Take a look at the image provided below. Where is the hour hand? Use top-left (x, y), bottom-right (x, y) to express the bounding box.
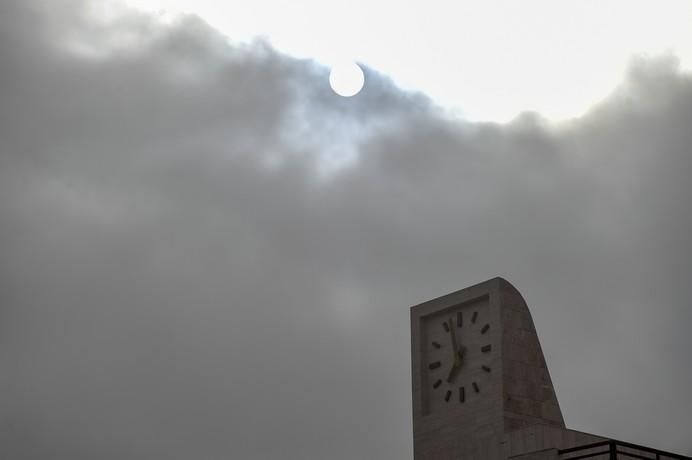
top-left (457, 345), bottom-right (467, 365)
top-left (447, 346), bottom-right (466, 382)
top-left (446, 362), bottom-right (459, 382)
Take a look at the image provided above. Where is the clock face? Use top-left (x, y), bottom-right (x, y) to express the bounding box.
top-left (422, 300), bottom-right (494, 414)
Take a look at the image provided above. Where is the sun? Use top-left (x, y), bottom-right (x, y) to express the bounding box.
top-left (329, 61), bottom-right (365, 97)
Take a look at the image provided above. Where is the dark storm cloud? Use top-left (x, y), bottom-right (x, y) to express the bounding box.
top-left (1, 1), bottom-right (691, 459)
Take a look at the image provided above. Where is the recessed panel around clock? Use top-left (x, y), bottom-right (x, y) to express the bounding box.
top-left (419, 295), bottom-right (495, 415)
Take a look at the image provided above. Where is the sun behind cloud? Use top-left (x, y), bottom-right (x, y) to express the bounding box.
top-left (329, 61), bottom-right (365, 97)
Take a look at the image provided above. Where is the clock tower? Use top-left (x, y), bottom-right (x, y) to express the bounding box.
top-left (411, 277), bottom-right (566, 459)
top-left (411, 277), bottom-right (691, 460)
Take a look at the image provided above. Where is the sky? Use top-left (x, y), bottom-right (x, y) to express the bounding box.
top-left (117, 0), bottom-right (692, 121)
top-left (1, 0), bottom-right (691, 459)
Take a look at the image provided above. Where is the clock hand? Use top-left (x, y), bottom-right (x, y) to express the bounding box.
top-left (446, 360), bottom-right (461, 382)
top-left (446, 345), bottom-right (467, 382)
top-left (457, 345), bottom-right (467, 367)
top-left (448, 319), bottom-right (459, 366)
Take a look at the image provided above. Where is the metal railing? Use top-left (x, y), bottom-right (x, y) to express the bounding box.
top-left (559, 440), bottom-right (691, 460)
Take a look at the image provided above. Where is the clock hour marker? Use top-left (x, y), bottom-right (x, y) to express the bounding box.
top-left (429, 361), bottom-right (441, 370)
top-left (459, 386), bottom-right (465, 403)
top-left (481, 324), bottom-right (490, 334)
top-left (433, 379), bottom-right (442, 389)
top-left (471, 311), bottom-right (478, 323)
top-left (457, 312), bottom-right (462, 328)
top-left (481, 344), bottom-right (492, 353)
top-left (445, 390), bottom-right (452, 402)
top-left (482, 365), bottom-right (491, 373)
top-left (432, 341), bottom-right (441, 349)
top-left (443, 321), bottom-right (450, 332)
top-left (473, 382), bottom-right (480, 393)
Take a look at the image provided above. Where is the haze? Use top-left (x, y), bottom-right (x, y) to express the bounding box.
top-left (1, 1), bottom-right (691, 459)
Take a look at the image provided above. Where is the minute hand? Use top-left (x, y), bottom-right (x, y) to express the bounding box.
top-left (448, 319), bottom-right (459, 366)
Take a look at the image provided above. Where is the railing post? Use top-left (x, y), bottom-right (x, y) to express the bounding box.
top-left (609, 440), bottom-right (617, 460)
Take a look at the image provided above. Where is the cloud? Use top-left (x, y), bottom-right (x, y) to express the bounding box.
top-left (1, 1), bottom-right (691, 458)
